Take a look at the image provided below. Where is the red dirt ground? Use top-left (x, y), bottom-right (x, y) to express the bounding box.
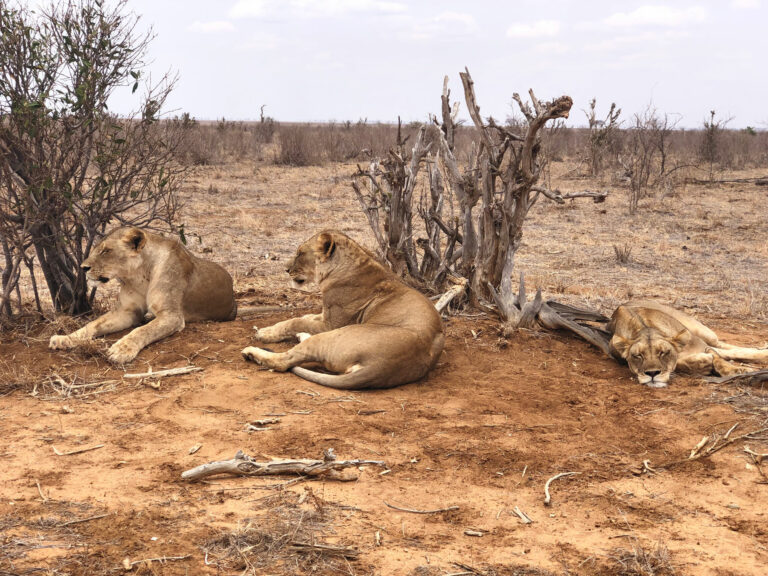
top-left (1, 161), bottom-right (767, 575)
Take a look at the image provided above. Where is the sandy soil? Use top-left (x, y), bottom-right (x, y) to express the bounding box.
top-left (1, 160), bottom-right (767, 575)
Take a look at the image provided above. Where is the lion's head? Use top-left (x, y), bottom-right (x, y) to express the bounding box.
top-left (81, 227), bottom-right (147, 284)
top-left (611, 329), bottom-right (691, 387)
top-left (285, 231), bottom-right (339, 290)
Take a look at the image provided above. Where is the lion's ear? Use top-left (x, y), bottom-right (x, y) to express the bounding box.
top-left (610, 335), bottom-right (632, 358)
top-left (670, 328), bottom-right (691, 352)
top-left (316, 232), bottom-right (336, 262)
top-left (123, 228), bottom-right (147, 252)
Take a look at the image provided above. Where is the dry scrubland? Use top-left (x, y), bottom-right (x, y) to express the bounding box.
top-left (2, 124), bottom-right (768, 576)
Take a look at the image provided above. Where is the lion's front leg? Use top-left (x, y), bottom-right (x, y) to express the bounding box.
top-left (107, 312), bottom-right (185, 364)
top-left (676, 352), bottom-right (751, 377)
top-left (254, 313), bottom-right (328, 343)
top-left (242, 343), bottom-right (316, 372)
top-left (49, 308), bottom-right (142, 351)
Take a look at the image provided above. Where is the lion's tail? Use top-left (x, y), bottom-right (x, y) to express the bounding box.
top-left (290, 366), bottom-right (385, 390)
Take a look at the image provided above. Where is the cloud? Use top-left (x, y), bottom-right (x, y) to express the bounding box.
top-left (731, 0), bottom-right (760, 7)
top-left (604, 5), bottom-right (708, 27)
top-left (229, 0), bottom-right (407, 19)
top-left (584, 30), bottom-right (688, 53)
top-left (434, 11), bottom-right (477, 31)
top-left (534, 41), bottom-right (569, 55)
top-left (506, 20), bottom-right (561, 38)
top-left (406, 11), bottom-right (477, 40)
top-left (188, 20), bottom-right (235, 33)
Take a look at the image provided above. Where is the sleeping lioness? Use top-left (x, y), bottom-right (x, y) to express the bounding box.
top-left (609, 300), bottom-right (768, 387)
top-left (49, 227), bottom-right (236, 364)
top-left (241, 230), bottom-right (445, 389)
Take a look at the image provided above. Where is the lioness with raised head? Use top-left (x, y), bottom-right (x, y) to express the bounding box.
top-left (49, 227), bottom-right (236, 364)
top-left (241, 230), bottom-right (444, 389)
top-left (609, 300), bottom-right (768, 388)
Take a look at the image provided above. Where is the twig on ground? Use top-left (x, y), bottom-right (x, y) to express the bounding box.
top-left (53, 444), bottom-right (104, 456)
top-left (383, 501), bottom-right (459, 514)
top-left (452, 561), bottom-right (487, 575)
top-left (543, 471), bottom-right (579, 506)
top-left (289, 541), bottom-right (359, 559)
top-left (744, 446), bottom-right (767, 464)
top-left (57, 513), bottom-right (109, 527)
top-left (689, 436), bottom-right (710, 459)
top-left (126, 555), bottom-right (190, 568)
top-left (35, 480), bottom-right (48, 502)
top-left (123, 365), bottom-right (202, 379)
top-left (512, 506), bottom-right (533, 524)
top-left (248, 418), bottom-right (281, 427)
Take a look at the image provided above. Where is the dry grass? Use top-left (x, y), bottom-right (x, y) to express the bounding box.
top-left (608, 540), bottom-right (676, 576)
top-left (203, 490), bottom-right (362, 575)
top-left (613, 243), bottom-right (633, 264)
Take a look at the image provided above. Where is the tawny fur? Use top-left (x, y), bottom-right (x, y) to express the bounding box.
top-left (608, 300), bottom-right (768, 388)
top-left (242, 230), bottom-right (444, 389)
top-left (49, 227), bottom-right (236, 364)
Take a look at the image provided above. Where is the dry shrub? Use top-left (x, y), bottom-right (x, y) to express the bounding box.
top-left (203, 490), bottom-right (361, 575)
top-left (275, 124), bottom-right (325, 166)
top-left (609, 540), bottom-right (676, 576)
top-left (613, 243), bottom-right (633, 264)
top-left (178, 117), bottom-right (275, 165)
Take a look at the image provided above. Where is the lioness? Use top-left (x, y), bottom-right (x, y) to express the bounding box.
top-left (241, 230), bottom-right (444, 389)
top-left (609, 300), bottom-right (768, 388)
top-left (49, 227), bottom-right (236, 364)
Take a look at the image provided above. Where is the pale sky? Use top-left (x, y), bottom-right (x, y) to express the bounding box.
top-left (111, 0), bottom-right (767, 128)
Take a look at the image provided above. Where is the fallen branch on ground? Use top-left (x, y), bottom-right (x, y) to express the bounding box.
top-left (543, 471), bottom-right (579, 506)
top-left (640, 425), bottom-right (768, 472)
top-left (384, 501), bottom-right (459, 514)
top-left (53, 444), bottom-right (104, 456)
top-left (289, 541), bottom-right (359, 559)
top-left (434, 277), bottom-right (468, 313)
top-left (124, 555), bottom-right (190, 569)
top-left (182, 448), bottom-right (386, 482)
top-left (236, 305), bottom-right (288, 317)
top-left (123, 366), bottom-right (202, 379)
top-left (512, 506), bottom-right (532, 524)
top-left (533, 186), bottom-right (608, 204)
top-left (744, 446), bottom-right (767, 464)
top-left (57, 513), bottom-right (109, 527)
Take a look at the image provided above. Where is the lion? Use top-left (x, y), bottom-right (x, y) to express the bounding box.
top-left (241, 230), bottom-right (445, 390)
top-left (49, 227), bottom-right (236, 364)
top-left (608, 300), bottom-right (768, 387)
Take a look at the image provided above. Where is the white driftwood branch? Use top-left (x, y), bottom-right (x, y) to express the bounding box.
top-left (182, 449), bottom-right (387, 482)
top-left (434, 277), bottom-right (468, 313)
top-left (123, 366), bottom-right (202, 379)
top-left (543, 471), bottom-right (579, 506)
top-left (513, 505), bottom-right (533, 524)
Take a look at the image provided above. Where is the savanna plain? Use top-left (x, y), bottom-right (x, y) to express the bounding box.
top-left (2, 125), bottom-right (768, 576)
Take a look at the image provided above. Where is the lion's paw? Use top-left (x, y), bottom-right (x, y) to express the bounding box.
top-left (242, 346), bottom-right (266, 364)
top-left (253, 325), bottom-right (283, 343)
top-left (107, 340), bottom-right (140, 365)
top-left (49, 334), bottom-right (77, 350)
top-left (296, 332), bottom-right (311, 343)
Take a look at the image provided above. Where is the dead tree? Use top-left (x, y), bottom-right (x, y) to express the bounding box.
top-left (584, 98), bottom-right (621, 176)
top-left (351, 118), bottom-right (431, 278)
